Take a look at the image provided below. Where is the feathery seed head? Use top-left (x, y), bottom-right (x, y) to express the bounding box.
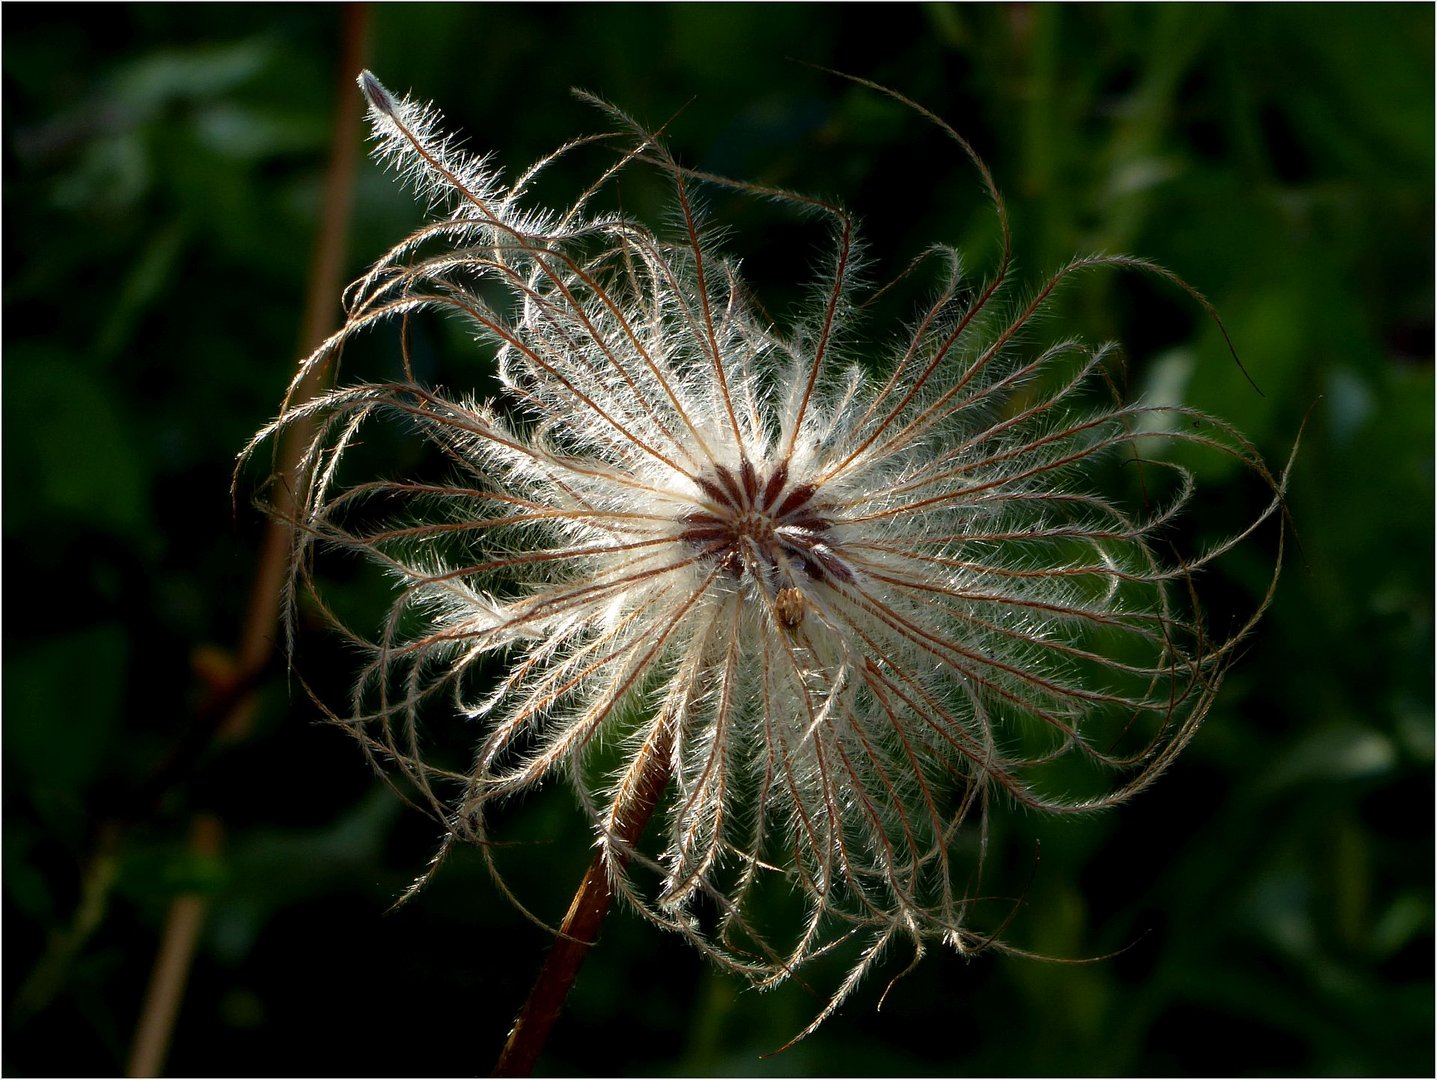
top-left (247, 71), bottom-right (1286, 1040)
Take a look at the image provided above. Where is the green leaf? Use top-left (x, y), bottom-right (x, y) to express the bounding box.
top-left (5, 623), bottom-right (127, 792)
top-left (4, 345), bottom-right (150, 538)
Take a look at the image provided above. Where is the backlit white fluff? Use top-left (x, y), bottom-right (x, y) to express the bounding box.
top-left (247, 72), bottom-right (1285, 1041)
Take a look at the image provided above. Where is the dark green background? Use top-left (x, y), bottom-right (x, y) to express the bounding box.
top-left (5, 5), bottom-right (1432, 1076)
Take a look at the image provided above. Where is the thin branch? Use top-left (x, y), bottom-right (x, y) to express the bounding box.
top-left (126, 816), bottom-right (224, 1079)
top-left (493, 720), bottom-right (675, 1077)
top-left (122, 8), bottom-right (370, 1076)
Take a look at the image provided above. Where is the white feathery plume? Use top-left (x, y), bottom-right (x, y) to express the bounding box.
top-left (244, 71), bottom-right (1288, 1042)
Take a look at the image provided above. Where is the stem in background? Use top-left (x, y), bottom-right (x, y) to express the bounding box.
top-left (492, 723), bottom-right (675, 1077)
top-left (123, 8), bottom-right (370, 1077)
top-left (125, 816), bottom-right (223, 1079)
top-left (239, 0), bottom-right (371, 686)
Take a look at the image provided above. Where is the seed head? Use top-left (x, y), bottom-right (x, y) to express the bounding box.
top-left (246, 72), bottom-right (1286, 1040)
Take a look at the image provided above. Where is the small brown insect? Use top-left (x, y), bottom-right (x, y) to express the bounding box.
top-left (774, 586), bottom-right (806, 631)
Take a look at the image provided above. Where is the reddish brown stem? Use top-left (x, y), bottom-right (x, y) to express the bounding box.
top-left (493, 725), bottom-right (674, 1077)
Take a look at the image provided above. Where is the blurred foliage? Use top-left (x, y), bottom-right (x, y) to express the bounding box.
top-left (3, 4), bottom-right (1432, 1076)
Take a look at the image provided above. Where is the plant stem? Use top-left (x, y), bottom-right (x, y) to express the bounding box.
top-left (126, 816), bottom-right (223, 1079)
top-left (492, 723), bottom-right (674, 1077)
top-left (122, 9), bottom-right (370, 1075)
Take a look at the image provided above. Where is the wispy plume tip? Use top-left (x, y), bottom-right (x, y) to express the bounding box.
top-left (357, 69), bottom-right (397, 116)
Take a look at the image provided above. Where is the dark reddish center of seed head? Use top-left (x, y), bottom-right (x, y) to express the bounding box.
top-left (679, 459), bottom-right (853, 585)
